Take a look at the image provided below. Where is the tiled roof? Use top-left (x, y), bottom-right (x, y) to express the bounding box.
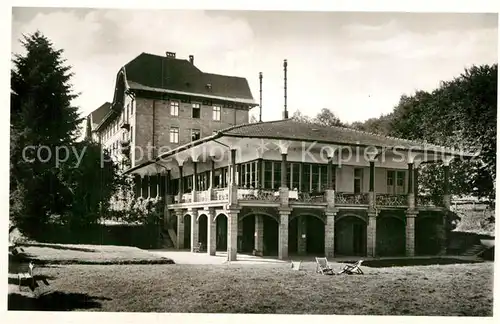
top-left (88, 102), bottom-right (112, 129)
top-left (123, 53), bottom-right (256, 104)
top-left (220, 119), bottom-right (463, 153)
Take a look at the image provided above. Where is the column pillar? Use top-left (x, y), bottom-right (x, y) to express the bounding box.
top-left (178, 165), bottom-right (184, 203)
top-left (324, 211), bottom-right (336, 258)
top-left (192, 161), bottom-right (198, 202)
top-left (369, 160), bottom-right (376, 208)
top-left (443, 162), bottom-right (451, 209)
top-left (175, 210), bottom-right (184, 249)
top-left (366, 212), bottom-right (377, 257)
top-left (297, 216), bottom-right (307, 255)
top-left (279, 153), bottom-right (289, 206)
top-left (278, 209), bottom-right (290, 260)
top-left (405, 211), bottom-right (417, 256)
top-left (414, 164), bottom-right (419, 207)
top-left (190, 209), bottom-right (199, 252)
top-left (227, 209), bottom-right (240, 261)
top-left (327, 157), bottom-right (333, 190)
top-left (407, 163), bottom-right (415, 209)
top-left (254, 215), bottom-right (264, 254)
top-left (210, 159), bottom-right (215, 188)
top-left (228, 149), bottom-right (238, 207)
top-left (207, 208), bottom-right (216, 256)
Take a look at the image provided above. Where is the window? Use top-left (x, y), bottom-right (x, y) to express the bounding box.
top-left (311, 165), bottom-right (320, 192)
top-left (301, 164), bottom-right (311, 192)
top-left (170, 101), bottom-right (179, 116)
top-left (387, 170), bottom-right (406, 194)
top-left (264, 161), bottom-right (273, 189)
top-left (191, 129), bottom-right (201, 141)
top-left (192, 103), bottom-right (201, 118)
top-left (320, 165), bottom-right (328, 191)
top-left (291, 163), bottom-right (300, 190)
top-left (273, 162), bottom-right (281, 189)
top-left (354, 168), bottom-right (363, 193)
top-left (212, 105), bottom-right (221, 121)
top-left (169, 127), bottom-right (179, 143)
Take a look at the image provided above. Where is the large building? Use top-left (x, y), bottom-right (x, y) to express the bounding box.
top-left (89, 54), bottom-right (473, 262)
top-left (128, 117), bottom-right (473, 261)
top-left (86, 51), bottom-right (257, 169)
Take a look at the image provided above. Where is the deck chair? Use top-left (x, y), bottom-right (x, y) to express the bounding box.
top-left (338, 260), bottom-right (364, 275)
top-left (291, 260), bottom-right (302, 271)
top-left (315, 257), bottom-right (335, 275)
top-left (18, 262), bottom-right (35, 290)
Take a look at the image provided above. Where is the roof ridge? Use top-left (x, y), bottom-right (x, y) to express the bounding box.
top-left (219, 119), bottom-right (290, 134)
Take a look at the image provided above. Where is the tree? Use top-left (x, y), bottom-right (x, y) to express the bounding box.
top-left (389, 64), bottom-right (497, 200)
top-left (10, 31), bottom-right (82, 236)
top-left (315, 108), bottom-right (345, 127)
top-left (292, 108), bottom-right (345, 127)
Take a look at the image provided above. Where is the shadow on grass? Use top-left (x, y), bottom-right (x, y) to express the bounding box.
top-left (8, 292), bottom-right (112, 311)
top-left (8, 274), bottom-right (56, 288)
top-left (359, 257), bottom-right (484, 268)
top-left (17, 243), bottom-right (97, 252)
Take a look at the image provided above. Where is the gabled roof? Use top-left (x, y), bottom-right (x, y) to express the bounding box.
top-left (220, 119), bottom-right (458, 152)
top-left (126, 118), bottom-right (474, 174)
top-left (88, 102), bottom-right (112, 130)
top-left (124, 53), bottom-right (256, 105)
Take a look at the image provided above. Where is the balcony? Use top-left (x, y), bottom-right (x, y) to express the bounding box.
top-left (164, 187), bottom-right (444, 210)
top-left (120, 139), bottom-right (131, 155)
top-left (120, 120), bottom-right (130, 131)
top-left (376, 194), bottom-right (408, 207)
top-left (237, 189), bottom-right (280, 202)
top-left (417, 195), bottom-right (444, 207)
top-left (335, 192), bottom-right (369, 206)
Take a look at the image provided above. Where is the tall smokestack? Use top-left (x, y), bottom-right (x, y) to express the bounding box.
top-left (283, 59), bottom-right (288, 119)
top-left (259, 72), bottom-right (263, 122)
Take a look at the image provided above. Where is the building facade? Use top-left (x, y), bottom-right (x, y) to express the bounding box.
top-left (86, 51), bottom-right (257, 170)
top-left (128, 119), bottom-right (473, 261)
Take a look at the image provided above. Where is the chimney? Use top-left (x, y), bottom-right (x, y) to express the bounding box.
top-left (283, 59), bottom-right (288, 119)
top-left (166, 51), bottom-right (176, 58)
top-left (189, 55), bottom-right (194, 64)
top-left (259, 72), bottom-right (263, 122)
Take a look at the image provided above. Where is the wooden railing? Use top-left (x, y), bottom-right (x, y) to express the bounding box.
top-left (417, 195), bottom-right (443, 207)
top-left (212, 188), bottom-right (229, 201)
top-left (335, 192), bottom-right (369, 205)
top-left (296, 192), bottom-right (326, 203)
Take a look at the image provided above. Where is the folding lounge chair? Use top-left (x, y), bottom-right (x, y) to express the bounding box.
top-left (338, 260), bottom-right (364, 275)
top-left (18, 262), bottom-right (35, 291)
top-left (315, 257), bottom-right (335, 275)
top-left (193, 242), bottom-right (203, 253)
top-left (291, 260), bottom-right (302, 271)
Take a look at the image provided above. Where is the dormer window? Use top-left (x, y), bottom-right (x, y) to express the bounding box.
top-left (206, 83), bottom-right (212, 90)
top-left (191, 129), bottom-right (201, 141)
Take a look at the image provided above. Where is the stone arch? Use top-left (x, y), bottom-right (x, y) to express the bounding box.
top-left (289, 212), bottom-right (326, 224)
top-left (239, 211), bottom-right (279, 223)
top-left (183, 214), bottom-right (192, 249)
top-left (335, 213), bottom-right (367, 224)
top-left (197, 213), bottom-right (208, 222)
top-left (215, 213), bottom-right (228, 251)
top-left (415, 213), bottom-right (443, 256)
top-left (335, 213), bottom-right (367, 256)
top-left (197, 213), bottom-right (208, 249)
top-left (376, 213), bottom-right (406, 257)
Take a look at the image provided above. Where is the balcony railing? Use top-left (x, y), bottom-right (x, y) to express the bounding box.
top-left (297, 192), bottom-right (326, 203)
top-left (165, 188), bottom-right (444, 209)
top-left (376, 194), bottom-right (408, 207)
top-left (417, 195), bottom-right (444, 207)
top-left (238, 189), bottom-right (280, 202)
top-left (335, 192), bottom-right (369, 205)
top-left (212, 188), bottom-right (229, 201)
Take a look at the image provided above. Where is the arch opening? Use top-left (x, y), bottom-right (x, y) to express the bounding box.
top-left (376, 216), bottom-right (405, 257)
top-left (335, 216), bottom-right (366, 257)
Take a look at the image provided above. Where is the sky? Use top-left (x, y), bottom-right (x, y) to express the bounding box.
top-left (11, 8), bottom-right (498, 124)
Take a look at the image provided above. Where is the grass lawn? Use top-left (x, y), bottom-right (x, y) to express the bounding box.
top-left (10, 243), bottom-right (174, 265)
top-left (8, 260), bottom-right (493, 315)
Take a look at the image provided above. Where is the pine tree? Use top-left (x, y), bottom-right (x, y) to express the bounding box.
top-left (10, 31), bottom-right (81, 236)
